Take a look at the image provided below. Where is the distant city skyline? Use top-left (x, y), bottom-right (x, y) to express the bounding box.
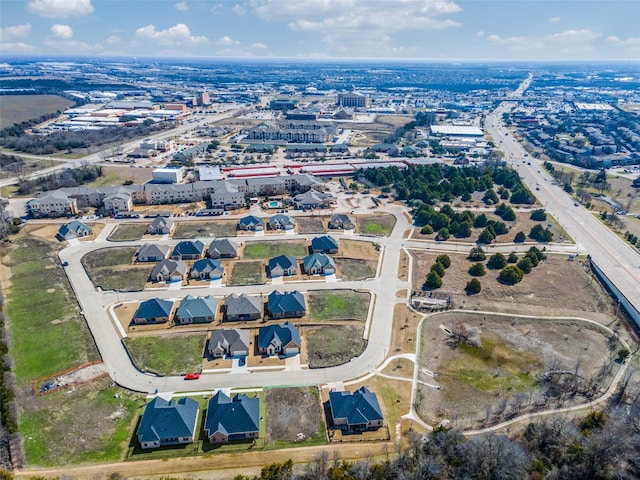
top-left (1, 0), bottom-right (639, 61)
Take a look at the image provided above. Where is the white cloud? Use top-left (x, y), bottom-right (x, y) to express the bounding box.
top-left (486, 29), bottom-right (601, 57)
top-left (0, 42), bottom-right (37, 53)
top-left (216, 35), bottom-right (239, 45)
top-left (175, 2), bottom-right (188, 11)
top-left (50, 24), bottom-right (73, 40)
top-left (232, 4), bottom-right (247, 15)
top-left (549, 16), bottom-right (561, 23)
top-left (248, 0), bottom-right (461, 55)
top-left (210, 3), bottom-right (224, 14)
top-left (607, 36), bottom-right (640, 53)
top-left (251, 42), bottom-right (267, 49)
top-left (135, 23), bottom-right (209, 46)
top-left (105, 35), bottom-right (121, 44)
top-left (28, 0), bottom-right (94, 18)
top-left (0, 24), bottom-right (32, 42)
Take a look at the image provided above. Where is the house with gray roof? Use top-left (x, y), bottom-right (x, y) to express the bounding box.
top-left (238, 215), bottom-right (264, 231)
top-left (293, 190), bottom-right (334, 210)
top-left (329, 213), bottom-right (355, 230)
top-left (302, 253), bottom-right (336, 275)
top-left (204, 391), bottom-right (260, 444)
top-left (207, 239), bottom-right (238, 259)
top-left (147, 216), bottom-right (174, 235)
top-left (269, 214), bottom-right (296, 231)
top-left (171, 240), bottom-right (205, 260)
top-left (257, 321), bottom-right (301, 356)
top-left (56, 220), bottom-right (92, 241)
top-left (311, 235), bottom-right (339, 254)
top-left (175, 295), bottom-right (218, 325)
top-left (133, 298), bottom-right (174, 325)
top-left (137, 243), bottom-right (170, 262)
top-left (190, 258), bottom-right (224, 280)
top-left (328, 387), bottom-right (384, 432)
top-left (223, 293), bottom-right (262, 322)
top-left (267, 290), bottom-right (306, 319)
top-left (137, 396), bottom-right (200, 449)
top-left (150, 259), bottom-right (187, 283)
top-left (268, 255), bottom-right (298, 278)
top-left (207, 329), bottom-right (250, 358)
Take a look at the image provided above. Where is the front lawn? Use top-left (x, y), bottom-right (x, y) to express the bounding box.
top-left (242, 241), bottom-right (308, 259)
top-left (123, 334), bottom-right (207, 375)
top-left (307, 290), bottom-right (370, 321)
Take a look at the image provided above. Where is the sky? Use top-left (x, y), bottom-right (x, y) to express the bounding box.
top-left (0, 0), bottom-right (639, 60)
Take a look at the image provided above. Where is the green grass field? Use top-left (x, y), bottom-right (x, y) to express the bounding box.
top-left (4, 237), bottom-right (99, 385)
top-left (242, 241), bottom-right (308, 260)
top-left (357, 215), bottom-right (396, 236)
top-left (107, 223), bottom-right (149, 242)
top-left (82, 248), bottom-right (150, 291)
top-left (306, 325), bottom-right (366, 368)
top-left (228, 261), bottom-right (264, 285)
top-left (124, 334), bottom-right (206, 375)
top-left (82, 247), bottom-right (137, 268)
top-left (173, 221), bottom-right (237, 239)
top-left (0, 94), bottom-right (74, 129)
top-left (307, 290), bottom-right (370, 321)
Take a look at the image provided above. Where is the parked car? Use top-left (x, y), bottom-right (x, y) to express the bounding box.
top-left (184, 373), bottom-right (200, 380)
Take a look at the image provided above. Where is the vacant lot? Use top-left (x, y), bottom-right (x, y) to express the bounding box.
top-left (265, 387), bottom-right (326, 448)
top-left (335, 258), bottom-right (377, 281)
top-left (357, 214), bottom-right (396, 236)
top-left (417, 312), bottom-right (618, 430)
top-left (307, 290), bottom-right (370, 321)
top-left (410, 250), bottom-right (616, 317)
top-left (3, 236), bottom-right (99, 385)
top-left (20, 377), bottom-right (142, 466)
top-left (297, 216), bottom-right (327, 234)
top-left (242, 240), bottom-right (308, 259)
top-left (86, 165), bottom-right (153, 188)
top-left (124, 334), bottom-right (206, 375)
top-left (306, 325), bottom-right (366, 368)
top-left (108, 223), bottom-right (149, 242)
top-left (228, 261), bottom-right (264, 285)
top-left (0, 94), bottom-right (74, 129)
top-left (173, 221), bottom-right (237, 239)
top-left (82, 248), bottom-right (150, 291)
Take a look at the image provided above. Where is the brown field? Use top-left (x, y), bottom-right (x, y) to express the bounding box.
top-left (417, 311), bottom-right (620, 430)
top-left (0, 94), bottom-right (74, 129)
top-left (265, 387), bottom-right (325, 446)
top-left (410, 250), bottom-right (617, 318)
top-left (390, 304), bottom-right (423, 355)
top-left (297, 216), bottom-right (328, 234)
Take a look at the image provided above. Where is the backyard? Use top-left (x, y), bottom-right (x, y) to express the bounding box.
top-left (242, 240), bottom-right (309, 259)
top-left (123, 333), bottom-right (207, 376)
top-left (228, 261), bottom-right (264, 285)
top-left (173, 221), bottom-right (238, 239)
top-left (306, 325), bottom-right (366, 368)
top-left (307, 290), bottom-right (370, 321)
top-left (107, 223), bottom-right (149, 242)
top-left (82, 247), bottom-right (151, 291)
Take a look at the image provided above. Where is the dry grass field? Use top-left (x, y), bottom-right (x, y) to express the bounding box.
top-left (0, 94), bottom-right (74, 129)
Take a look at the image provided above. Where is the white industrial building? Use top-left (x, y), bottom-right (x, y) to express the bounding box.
top-left (152, 168), bottom-right (184, 184)
top-left (430, 125), bottom-right (484, 137)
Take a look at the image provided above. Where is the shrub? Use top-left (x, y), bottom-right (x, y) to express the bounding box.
top-left (530, 209), bottom-right (547, 221)
top-left (465, 278), bottom-right (482, 295)
top-left (420, 225), bottom-right (434, 234)
top-left (482, 189), bottom-right (499, 205)
top-left (477, 228), bottom-right (495, 244)
top-left (491, 221), bottom-right (508, 235)
top-left (468, 246), bottom-right (486, 261)
top-left (430, 262), bottom-right (446, 277)
top-left (495, 203), bottom-right (516, 221)
top-left (507, 252), bottom-right (519, 263)
top-left (499, 265), bottom-right (525, 284)
top-left (436, 254), bottom-right (451, 269)
top-left (514, 231), bottom-right (526, 243)
top-left (487, 253), bottom-right (507, 269)
top-left (468, 262), bottom-right (486, 277)
top-left (517, 257), bottom-right (534, 274)
top-left (424, 271), bottom-right (442, 289)
top-left (473, 213), bottom-right (488, 228)
top-left (529, 224), bottom-right (553, 242)
top-left (436, 227), bottom-right (450, 241)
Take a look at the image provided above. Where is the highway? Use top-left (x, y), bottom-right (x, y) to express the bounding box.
top-left (484, 78), bottom-right (640, 322)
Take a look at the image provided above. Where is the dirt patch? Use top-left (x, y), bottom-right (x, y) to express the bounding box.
top-left (338, 239), bottom-right (378, 259)
top-left (306, 324), bottom-right (365, 368)
top-left (398, 249), bottom-right (409, 281)
top-left (390, 304), bottom-right (422, 355)
top-left (297, 216), bottom-right (328, 234)
top-left (409, 250), bottom-right (616, 318)
top-left (417, 312), bottom-right (620, 430)
top-left (265, 387), bottom-right (325, 445)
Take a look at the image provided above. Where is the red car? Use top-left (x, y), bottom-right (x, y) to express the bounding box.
top-left (184, 373), bottom-right (200, 380)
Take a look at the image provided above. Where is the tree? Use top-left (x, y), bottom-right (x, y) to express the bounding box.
top-left (424, 271), bottom-right (442, 289)
top-left (530, 209), bottom-right (547, 221)
top-left (482, 189), bottom-right (499, 205)
top-left (477, 228), bottom-right (495, 244)
top-left (487, 253), bottom-right (507, 269)
top-left (514, 231), bottom-right (526, 243)
top-left (431, 261), bottom-right (446, 277)
top-left (465, 278), bottom-right (482, 294)
top-left (436, 254), bottom-right (451, 269)
top-left (508, 252), bottom-right (519, 263)
top-left (469, 262), bottom-right (486, 276)
top-left (499, 265), bottom-right (524, 284)
top-left (436, 227), bottom-right (450, 241)
top-left (529, 224), bottom-right (553, 242)
top-left (420, 225), bottom-right (434, 234)
top-left (517, 257), bottom-right (534, 274)
top-left (473, 213), bottom-right (488, 228)
top-left (468, 246), bottom-right (486, 261)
